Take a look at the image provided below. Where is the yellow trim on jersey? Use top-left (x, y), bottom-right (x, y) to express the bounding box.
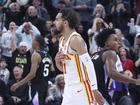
top-left (74, 54), bottom-right (93, 105)
top-left (82, 64), bottom-right (89, 80)
top-left (75, 54), bottom-right (83, 82)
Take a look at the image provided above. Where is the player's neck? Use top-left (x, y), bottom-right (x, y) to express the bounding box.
top-left (62, 28), bottom-right (75, 40)
top-left (34, 47), bottom-right (41, 52)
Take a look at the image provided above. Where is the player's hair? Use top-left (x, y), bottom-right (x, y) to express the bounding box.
top-left (59, 8), bottom-right (80, 29)
top-left (34, 35), bottom-right (45, 49)
top-left (95, 28), bottom-right (115, 48)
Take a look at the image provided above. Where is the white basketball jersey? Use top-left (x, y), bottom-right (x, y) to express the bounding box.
top-left (59, 32), bottom-right (89, 85)
top-left (59, 31), bottom-right (95, 104)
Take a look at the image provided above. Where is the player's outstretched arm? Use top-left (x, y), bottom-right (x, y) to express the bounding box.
top-left (103, 50), bottom-right (140, 85)
top-left (10, 52), bottom-right (40, 91)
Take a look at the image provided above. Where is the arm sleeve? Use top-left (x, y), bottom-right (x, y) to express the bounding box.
top-left (79, 53), bottom-right (98, 90)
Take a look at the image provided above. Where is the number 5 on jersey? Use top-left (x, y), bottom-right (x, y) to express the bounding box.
top-left (43, 64), bottom-right (49, 77)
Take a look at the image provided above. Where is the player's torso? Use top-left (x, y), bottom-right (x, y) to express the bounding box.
top-left (59, 32), bottom-right (88, 85)
top-left (31, 50), bottom-right (51, 84)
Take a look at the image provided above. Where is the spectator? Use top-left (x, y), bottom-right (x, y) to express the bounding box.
top-left (45, 20), bottom-right (53, 36)
top-left (32, 0), bottom-right (50, 20)
top-left (8, 65), bottom-right (29, 105)
top-left (129, 15), bottom-right (140, 36)
top-left (0, 31), bottom-right (3, 59)
top-left (87, 17), bottom-right (108, 54)
top-left (57, 0), bottom-right (67, 11)
top-left (47, 24), bottom-right (61, 75)
top-left (25, 6), bottom-right (47, 37)
top-left (11, 41), bottom-right (31, 79)
top-left (0, 13), bottom-right (7, 33)
top-left (1, 21), bottom-right (17, 71)
top-left (46, 74), bottom-right (64, 105)
top-left (134, 0), bottom-right (140, 15)
top-left (110, 0), bottom-right (131, 37)
top-left (72, 0), bottom-right (97, 35)
top-left (115, 28), bottom-right (130, 47)
top-left (0, 79), bottom-right (13, 105)
top-left (76, 23), bottom-right (89, 50)
top-left (5, 2), bottom-right (25, 28)
top-left (93, 4), bottom-right (106, 19)
top-left (119, 47), bottom-right (136, 79)
top-left (0, 12), bottom-right (7, 59)
top-left (16, 22), bottom-right (40, 48)
top-left (0, 58), bottom-right (10, 84)
top-left (133, 33), bottom-right (140, 79)
top-left (97, 0), bottom-right (111, 14)
top-left (43, 0), bottom-right (58, 20)
top-left (63, 0), bottom-right (72, 8)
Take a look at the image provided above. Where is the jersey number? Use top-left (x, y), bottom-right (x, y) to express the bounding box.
top-left (43, 64), bottom-right (49, 77)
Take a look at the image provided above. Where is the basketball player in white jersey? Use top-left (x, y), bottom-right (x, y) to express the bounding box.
top-left (54, 9), bottom-right (104, 105)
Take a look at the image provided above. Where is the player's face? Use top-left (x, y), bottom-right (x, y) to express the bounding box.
top-left (54, 13), bottom-right (64, 33)
top-left (106, 34), bottom-right (122, 52)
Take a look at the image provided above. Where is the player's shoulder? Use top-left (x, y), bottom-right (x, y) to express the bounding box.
top-left (103, 50), bottom-right (117, 60)
top-left (32, 51), bottom-right (41, 58)
top-left (70, 33), bottom-right (84, 44)
top-left (104, 50), bottom-right (116, 55)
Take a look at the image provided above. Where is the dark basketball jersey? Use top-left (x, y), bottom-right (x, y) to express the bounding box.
top-left (91, 50), bottom-right (112, 104)
top-left (31, 50), bottom-right (51, 85)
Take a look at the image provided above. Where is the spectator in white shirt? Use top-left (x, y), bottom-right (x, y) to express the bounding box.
top-left (1, 21), bottom-right (17, 71)
top-left (0, 58), bottom-right (10, 84)
top-left (16, 22), bottom-right (40, 49)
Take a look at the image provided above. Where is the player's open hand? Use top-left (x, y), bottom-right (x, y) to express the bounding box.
top-left (93, 90), bottom-right (104, 105)
top-left (55, 51), bottom-right (66, 63)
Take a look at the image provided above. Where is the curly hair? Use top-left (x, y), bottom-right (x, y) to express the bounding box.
top-left (95, 28), bottom-right (115, 48)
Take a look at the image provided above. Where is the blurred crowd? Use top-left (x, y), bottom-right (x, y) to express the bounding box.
top-left (0, 0), bottom-right (140, 105)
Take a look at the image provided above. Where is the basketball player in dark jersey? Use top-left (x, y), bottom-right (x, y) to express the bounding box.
top-left (91, 28), bottom-right (140, 105)
top-left (11, 35), bottom-right (51, 105)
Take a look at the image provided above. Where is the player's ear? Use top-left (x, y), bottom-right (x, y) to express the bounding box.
top-left (64, 20), bottom-right (68, 25)
top-left (105, 40), bottom-right (110, 47)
